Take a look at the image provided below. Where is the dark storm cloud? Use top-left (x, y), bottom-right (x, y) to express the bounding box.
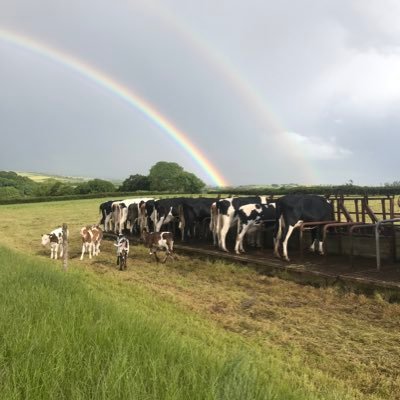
top-left (0, 0), bottom-right (399, 185)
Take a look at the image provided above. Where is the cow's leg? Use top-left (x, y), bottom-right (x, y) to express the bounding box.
top-left (80, 243), bottom-right (86, 260)
top-left (211, 220), bottom-right (217, 246)
top-left (167, 244), bottom-right (175, 260)
top-left (256, 227), bottom-right (263, 248)
top-left (318, 226), bottom-right (324, 255)
top-left (50, 244), bottom-right (54, 259)
top-left (273, 216), bottom-right (284, 258)
top-left (104, 214), bottom-right (111, 232)
top-left (180, 222), bottom-right (185, 241)
top-left (218, 215), bottom-right (231, 252)
top-left (89, 243), bottom-right (93, 259)
top-left (309, 228), bottom-right (317, 253)
top-left (54, 243), bottom-right (59, 259)
top-left (156, 217), bottom-right (165, 232)
top-left (235, 222), bottom-right (250, 254)
top-left (59, 243), bottom-right (64, 258)
top-left (216, 213), bottom-right (222, 247)
top-left (282, 225), bottom-right (296, 262)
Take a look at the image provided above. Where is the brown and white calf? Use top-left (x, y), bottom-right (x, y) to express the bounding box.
top-left (80, 225), bottom-right (103, 260)
top-left (41, 227), bottom-right (69, 259)
top-left (141, 230), bottom-right (175, 263)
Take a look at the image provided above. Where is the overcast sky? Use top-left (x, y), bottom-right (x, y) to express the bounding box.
top-left (0, 0), bottom-right (399, 186)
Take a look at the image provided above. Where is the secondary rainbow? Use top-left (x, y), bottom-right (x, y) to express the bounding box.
top-left (0, 28), bottom-right (228, 187)
top-left (140, 3), bottom-right (317, 184)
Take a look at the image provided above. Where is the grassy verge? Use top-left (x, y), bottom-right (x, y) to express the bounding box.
top-left (0, 245), bottom-right (355, 400)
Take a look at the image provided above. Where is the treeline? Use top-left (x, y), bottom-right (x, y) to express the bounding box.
top-left (2, 168), bottom-right (400, 202)
top-left (210, 184), bottom-right (400, 197)
top-left (0, 162), bottom-right (206, 201)
top-left (0, 171), bottom-right (116, 200)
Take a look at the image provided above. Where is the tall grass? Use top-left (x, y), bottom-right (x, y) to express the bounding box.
top-left (0, 245), bottom-right (349, 400)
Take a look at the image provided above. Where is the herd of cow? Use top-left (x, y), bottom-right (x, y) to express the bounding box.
top-left (99, 194), bottom-right (333, 262)
top-left (40, 194), bottom-right (332, 265)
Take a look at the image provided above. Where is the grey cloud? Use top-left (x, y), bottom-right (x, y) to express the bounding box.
top-left (0, 0), bottom-right (399, 185)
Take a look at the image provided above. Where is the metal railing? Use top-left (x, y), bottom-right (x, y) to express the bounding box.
top-left (375, 218), bottom-right (400, 270)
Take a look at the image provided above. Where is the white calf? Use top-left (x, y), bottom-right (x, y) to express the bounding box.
top-left (41, 227), bottom-right (69, 259)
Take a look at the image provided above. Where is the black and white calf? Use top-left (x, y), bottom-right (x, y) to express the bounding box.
top-left (141, 230), bottom-right (175, 263)
top-left (235, 203), bottom-right (276, 254)
top-left (41, 227), bottom-right (69, 259)
top-left (273, 194), bottom-right (334, 262)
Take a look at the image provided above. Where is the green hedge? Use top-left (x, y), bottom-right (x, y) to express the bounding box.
top-left (209, 185), bottom-right (400, 197)
top-left (0, 191), bottom-right (207, 205)
top-left (1, 185), bottom-right (399, 205)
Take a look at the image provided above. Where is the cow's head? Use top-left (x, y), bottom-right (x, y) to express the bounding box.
top-left (41, 234), bottom-right (50, 246)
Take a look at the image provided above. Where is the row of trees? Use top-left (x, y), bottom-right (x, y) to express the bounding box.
top-left (3, 166), bottom-right (400, 201)
top-left (0, 162), bottom-right (206, 200)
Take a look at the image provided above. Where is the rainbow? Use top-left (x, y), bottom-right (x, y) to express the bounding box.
top-left (0, 28), bottom-right (228, 187)
top-left (140, 3), bottom-right (317, 184)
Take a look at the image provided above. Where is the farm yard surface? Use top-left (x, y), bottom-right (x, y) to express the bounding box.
top-left (0, 198), bottom-right (400, 399)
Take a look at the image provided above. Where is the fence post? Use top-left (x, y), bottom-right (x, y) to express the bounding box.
top-left (62, 223), bottom-right (68, 271)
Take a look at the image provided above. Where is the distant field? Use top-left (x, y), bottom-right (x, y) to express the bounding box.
top-left (0, 199), bottom-right (400, 399)
top-left (17, 171), bottom-right (90, 184)
top-left (17, 171), bottom-right (123, 186)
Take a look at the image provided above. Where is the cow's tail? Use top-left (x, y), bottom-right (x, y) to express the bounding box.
top-left (178, 204), bottom-right (185, 231)
top-left (99, 205), bottom-right (105, 225)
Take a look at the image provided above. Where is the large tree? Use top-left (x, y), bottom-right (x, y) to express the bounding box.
top-left (119, 174), bottom-right (150, 192)
top-left (148, 162), bottom-right (205, 193)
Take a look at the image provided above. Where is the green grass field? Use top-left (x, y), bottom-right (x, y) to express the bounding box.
top-left (0, 198), bottom-right (399, 399)
top-left (16, 171), bottom-right (90, 184)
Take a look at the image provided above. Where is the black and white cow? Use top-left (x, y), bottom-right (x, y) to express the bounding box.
top-left (273, 194), bottom-right (334, 262)
top-left (112, 198), bottom-right (153, 234)
top-left (99, 200), bottom-right (121, 232)
top-left (139, 199), bottom-right (157, 233)
top-left (126, 198), bottom-right (154, 234)
top-left (153, 198), bottom-right (190, 232)
top-left (235, 203), bottom-right (276, 254)
top-left (178, 198), bottom-right (216, 241)
top-left (215, 196), bottom-right (269, 252)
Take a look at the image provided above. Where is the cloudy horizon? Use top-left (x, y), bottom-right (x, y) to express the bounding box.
top-left (1, 0), bottom-right (399, 186)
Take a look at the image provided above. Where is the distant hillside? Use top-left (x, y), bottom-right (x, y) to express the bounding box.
top-left (17, 172), bottom-right (122, 187)
top-left (16, 172), bottom-right (90, 184)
